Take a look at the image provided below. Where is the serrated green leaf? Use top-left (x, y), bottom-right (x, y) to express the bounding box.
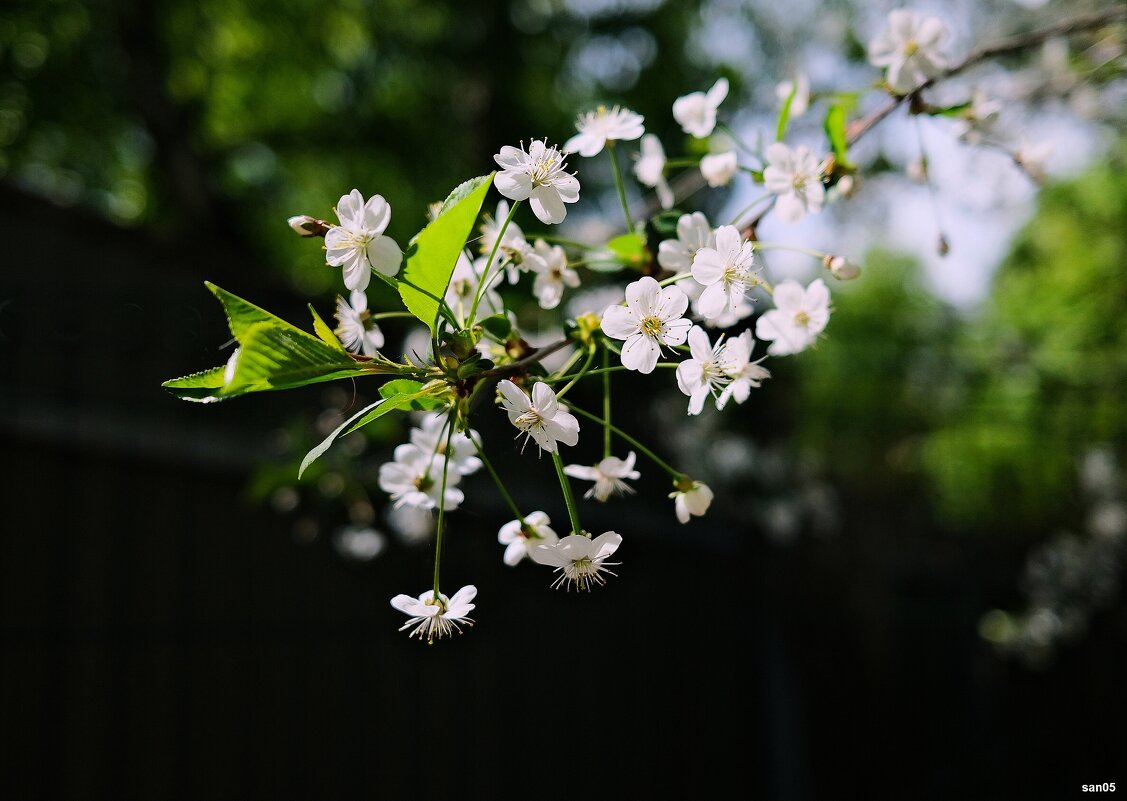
top-left (398, 173), bottom-right (494, 330)
top-left (163, 283), bottom-right (376, 402)
top-left (437, 174), bottom-right (493, 217)
top-left (480, 313), bottom-right (512, 340)
top-left (309, 303), bottom-right (347, 352)
top-left (824, 105), bottom-right (853, 169)
top-left (299, 397), bottom-right (384, 478)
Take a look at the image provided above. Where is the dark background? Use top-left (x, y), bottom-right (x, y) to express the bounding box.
top-left (2, 0), bottom-right (1126, 798)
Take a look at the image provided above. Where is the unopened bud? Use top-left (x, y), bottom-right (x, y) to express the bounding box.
top-left (287, 215), bottom-right (330, 237)
top-left (824, 254), bottom-right (861, 280)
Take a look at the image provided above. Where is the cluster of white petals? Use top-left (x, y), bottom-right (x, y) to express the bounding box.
top-left (529, 532), bottom-right (622, 591)
top-left (565, 453), bottom-right (640, 501)
top-left (868, 9), bottom-right (949, 95)
top-left (676, 327), bottom-right (770, 415)
top-left (390, 585), bottom-right (476, 643)
top-left (763, 143), bottom-right (825, 223)
top-left (691, 225), bottom-right (759, 320)
top-left (671, 481), bottom-right (713, 524)
top-left (497, 511), bottom-right (558, 566)
top-left (497, 380), bottom-right (580, 454)
top-left (334, 290), bottom-right (384, 357)
top-left (494, 140), bottom-right (581, 225)
top-left (755, 278), bottom-right (832, 356)
top-left (565, 105), bottom-right (645, 157)
top-left (378, 445), bottom-right (465, 511)
top-left (601, 277), bottom-right (692, 374)
top-left (700, 151), bottom-right (738, 188)
top-left (657, 212), bottom-right (715, 273)
top-left (325, 189), bottom-right (402, 291)
top-left (673, 78), bottom-right (729, 138)
top-left (531, 240), bottom-right (580, 310)
top-left (634, 134), bottom-right (674, 209)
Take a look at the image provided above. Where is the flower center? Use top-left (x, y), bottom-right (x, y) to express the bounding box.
top-left (530, 151), bottom-right (564, 185)
top-left (415, 475), bottom-right (434, 492)
top-left (903, 39), bottom-right (919, 56)
top-left (795, 310), bottom-right (811, 327)
top-left (722, 264), bottom-right (744, 285)
top-left (640, 315), bottom-right (664, 337)
top-left (516, 408), bottom-right (546, 430)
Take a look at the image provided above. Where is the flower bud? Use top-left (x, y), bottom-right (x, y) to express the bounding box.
top-left (287, 215), bottom-right (330, 237)
top-left (823, 254), bottom-right (861, 280)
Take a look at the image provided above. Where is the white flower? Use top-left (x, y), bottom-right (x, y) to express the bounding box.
top-left (497, 380), bottom-right (580, 454)
top-left (494, 140), bottom-right (581, 225)
top-left (332, 525), bottom-right (386, 561)
top-left (634, 134), bottom-right (674, 209)
top-left (675, 326), bottom-right (732, 415)
top-left (755, 278), bottom-right (831, 356)
top-left (478, 201), bottom-right (545, 283)
top-left (700, 151), bottom-right (738, 188)
top-left (868, 9), bottom-right (949, 95)
top-left (683, 279), bottom-right (754, 329)
top-left (531, 239), bottom-right (580, 310)
top-left (565, 105), bottom-right (645, 157)
top-left (390, 585), bottom-right (476, 643)
top-left (378, 445), bottom-right (464, 511)
top-left (564, 453), bottom-right (640, 501)
top-left (601, 276), bottom-right (692, 374)
top-left (529, 532), bottom-right (622, 590)
top-left (775, 74), bottom-right (810, 118)
top-left (672, 78), bottom-right (729, 138)
top-left (497, 511), bottom-right (559, 566)
top-left (953, 89), bottom-right (1003, 143)
top-left (325, 189), bottom-right (402, 292)
top-left (334, 290), bottom-right (384, 356)
top-left (717, 330), bottom-right (770, 408)
top-left (670, 481), bottom-right (713, 524)
top-left (763, 142), bottom-right (825, 223)
top-left (446, 253), bottom-right (504, 322)
top-left (691, 225), bottom-right (758, 321)
top-left (407, 413), bottom-right (482, 476)
top-left (657, 212), bottom-right (715, 273)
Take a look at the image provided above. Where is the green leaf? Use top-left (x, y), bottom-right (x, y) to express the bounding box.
top-left (299, 397), bottom-right (384, 478)
top-left (379, 378), bottom-right (444, 411)
top-left (928, 101), bottom-right (972, 119)
top-left (591, 231), bottom-right (648, 273)
top-left (398, 173), bottom-right (494, 330)
top-left (824, 104), bottom-right (853, 169)
top-left (309, 303), bottom-right (347, 352)
top-left (650, 209), bottom-right (683, 237)
top-left (776, 82), bottom-right (798, 142)
top-left (437, 174), bottom-right (493, 218)
top-left (163, 283), bottom-right (374, 402)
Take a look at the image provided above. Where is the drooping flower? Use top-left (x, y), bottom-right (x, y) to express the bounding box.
top-left (334, 290), bottom-right (384, 356)
top-left (868, 9), bottom-right (949, 95)
top-left (700, 151), bottom-right (738, 188)
top-left (531, 239), bottom-right (580, 310)
top-left (390, 585), bottom-right (476, 643)
top-left (675, 326), bottom-right (732, 415)
top-left (763, 142), bottom-right (825, 223)
top-left (775, 73), bottom-right (811, 118)
top-left (497, 511), bottom-right (559, 566)
top-left (494, 140), bottom-right (581, 225)
top-left (406, 413), bottom-right (482, 476)
top-left (565, 105), bottom-right (645, 157)
top-left (634, 134), bottom-right (674, 209)
top-left (754, 278), bottom-right (831, 356)
top-left (324, 189), bottom-right (402, 292)
top-left (564, 453), bottom-right (641, 501)
top-left (497, 380), bottom-right (580, 454)
top-left (717, 330), bottom-right (770, 408)
top-left (378, 445), bottom-right (464, 511)
top-left (529, 532), bottom-right (622, 590)
top-left (601, 276), bottom-right (692, 374)
top-left (670, 480), bottom-right (713, 524)
top-left (657, 212), bottom-right (715, 273)
top-left (673, 78), bottom-right (729, 138)
top-left (690, 225), bottom-right (758, 321)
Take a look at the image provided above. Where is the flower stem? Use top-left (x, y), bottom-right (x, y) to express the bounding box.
top-left (729, 193), bottom-right (773, 227)
top-left (369, 311), bottom-right (423, 321)
top-left (658, 271), bottom-right (694, 287)
top-left (602, 347), bottom-right (611, 459)
top-left (751, 241), bottom-right (827, 260)
top-left (471, 434), bottom-right (525, 525)
top-left (607, 142), bottom-right (635, 232)
top-left (554, 346), bottom-right (596, 400)
top-left (432, 414), bottom-right (458, 597)
top-left (663, 157), bottom-right (702, 169)
top-left (544, 363), bottom-right (678, 381)
top-left (551, 450), bottom-right (584, 536)
top-left (567, 403), bottom-right (681, 479)
top-left (469, 199), bottom-right (521, 325)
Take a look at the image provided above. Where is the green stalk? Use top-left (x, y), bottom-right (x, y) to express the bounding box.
top-left (607, 142), bottom-right (635, 232)
top-left (554, 346), bottom-right (597, 400)
top-left (568, 403), bottom-right (681, 479)
top-left (471, 434), bottom-right (525, 525)
top-left (468, 200), bottom-right (521, 325)
top-left (431, 416), bottom-right (458, 597)
top-left (544, 363), bottom-right (678, 382)
top-left (551, 450), bottom-right (584, 537)
top-left (601, 347), bottom-right (611, 459)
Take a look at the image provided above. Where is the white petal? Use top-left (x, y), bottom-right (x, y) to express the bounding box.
top-left (495, 169), bottom-right (533, 201)
top-left (529, 185), bottom-right (566, 225)
top-left (600, 304), bottom-right (638, 340)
